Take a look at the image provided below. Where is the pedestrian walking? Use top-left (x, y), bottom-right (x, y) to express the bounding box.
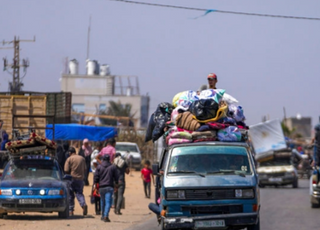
top-left (113, 152), bottom-right (130, 215)
top-left (91, 142), bottom-right (103, 175)
top-left (141, 160), bottom-right (154, 198)
top-left (94, 154), bottom-right (119, 222)
top-left (55, 141), bottom-right (66, 170)
top-left (63, 141), bottom-right (70, 160)
top-left (96, 138), bottom-right (116, 164)
top-left (64, 147), bottom-right (88, 216)
top-left (78, 138), bottom-right (93, 186)
top-left (90, 159), bottom-right (101, 215)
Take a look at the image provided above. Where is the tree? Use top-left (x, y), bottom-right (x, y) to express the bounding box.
top-left (99, 100), bottom-right (136, 126)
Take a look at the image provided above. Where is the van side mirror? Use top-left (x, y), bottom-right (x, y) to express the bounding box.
top-left (152, 163), bottom-right (159, 176)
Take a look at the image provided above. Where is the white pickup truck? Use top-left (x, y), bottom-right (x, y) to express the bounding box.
top-left (115, 142), bottom-right (142, 171)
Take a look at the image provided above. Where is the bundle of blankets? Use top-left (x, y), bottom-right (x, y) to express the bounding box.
top-left (145, 89), bottom-right (249, 146)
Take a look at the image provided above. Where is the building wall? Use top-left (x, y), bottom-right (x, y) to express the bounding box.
top-left (285, 117), bottom-right (312, 138)
top-left (61, 74), bottom-right (149, 128)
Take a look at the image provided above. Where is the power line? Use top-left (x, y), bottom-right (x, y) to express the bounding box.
top-left (108, 0), bottom-right (320, 21)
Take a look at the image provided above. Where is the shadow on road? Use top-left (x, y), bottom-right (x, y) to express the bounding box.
top-left (3, 214), bottom-right (94, 221)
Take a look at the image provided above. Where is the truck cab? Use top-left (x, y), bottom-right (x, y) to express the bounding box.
top-left (153, 141), bottom-right (260, 230)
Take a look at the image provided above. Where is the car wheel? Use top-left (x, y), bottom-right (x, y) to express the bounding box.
top-left (58, 199), bottom-right (69, 219)
top-left (292, 178), bottom-right (298, 188)
top-left (247, 218), bottom-right (260, 230)
top-left (0, 212), bottom-right (7, 219)
top-left (311, 203), bottom-right (320, 208)
top-left (307, 171), bottom-right (312, 179)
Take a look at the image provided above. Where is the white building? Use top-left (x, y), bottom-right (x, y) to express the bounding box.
top-left (60, 60), bottom-right (150, 128)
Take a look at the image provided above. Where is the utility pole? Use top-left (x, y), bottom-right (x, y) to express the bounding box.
top-left (1, 36), bottom-right (35, 92)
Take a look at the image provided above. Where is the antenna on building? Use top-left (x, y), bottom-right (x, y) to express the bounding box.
top-left (86, 15), bottom-right (92, 60)
top-left (1, 35), bottom-right (35, 92)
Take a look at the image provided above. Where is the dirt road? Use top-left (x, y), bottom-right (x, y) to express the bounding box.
top-left (0, 171), bottom-right (155, 230)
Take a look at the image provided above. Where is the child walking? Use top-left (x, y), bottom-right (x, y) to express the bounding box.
top-left (91, 159), bottom-right (101, 215)
top-left (92, 183), bottom-right (101, 215)
top-left (141, 160), bottom-right (154, 198)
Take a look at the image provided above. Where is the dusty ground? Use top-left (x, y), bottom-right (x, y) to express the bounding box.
top-left (0, 171), bottom-right (155, 230)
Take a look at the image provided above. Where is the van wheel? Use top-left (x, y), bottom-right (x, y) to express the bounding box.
top-left (247, 218), bottom-right (260, 230)
top-left (311, 203), bottom-right (320, 208)
top-left (160, 218), bottom-right (167, 230)
top-left (0, 212), bottom-right (7, 219)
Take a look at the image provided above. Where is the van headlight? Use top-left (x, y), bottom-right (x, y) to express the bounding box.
top-left (166, 190), bottom-right (185, 200)
top-left (235, 189), bottom-right (254, 198)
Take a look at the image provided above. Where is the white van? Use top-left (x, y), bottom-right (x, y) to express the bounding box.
top-left (115, 142), bottom-right (142, 170)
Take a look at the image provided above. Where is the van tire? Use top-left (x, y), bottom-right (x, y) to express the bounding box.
top-left (311, 203), bottom-right (320, 208)
top-left (247, 218), bottom-right (260, 230)
top-left (160, 218), bottom-right (167, 230)
top-left (292, 178), bottom-right (298, 188)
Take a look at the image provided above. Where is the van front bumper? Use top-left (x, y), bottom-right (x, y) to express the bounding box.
top-left (163, 212), bottom-right (259, 229)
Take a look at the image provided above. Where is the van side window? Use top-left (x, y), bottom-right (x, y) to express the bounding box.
top-left (160, 150), bottom-right (169, 171)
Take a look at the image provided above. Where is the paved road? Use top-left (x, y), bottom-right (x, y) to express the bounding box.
top-left (126, 179), bottom-right (320, 230)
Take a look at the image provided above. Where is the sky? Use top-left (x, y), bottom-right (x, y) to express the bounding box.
top-left (1, 0), bottom-right (320, 130)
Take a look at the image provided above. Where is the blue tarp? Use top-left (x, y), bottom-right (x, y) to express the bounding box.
top-left (46, 124), bottom-right (117, 141)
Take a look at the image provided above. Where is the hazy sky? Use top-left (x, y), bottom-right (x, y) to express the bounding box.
top-left (1, 0), bottom-right (320, 129)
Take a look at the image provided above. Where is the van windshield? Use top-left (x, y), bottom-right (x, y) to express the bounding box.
top-left (116, 144), bottom-right (138, 152)
top-left (167, 146), bottom-right (252, 175)
top-left (259, 158), bottom-right (291, 167)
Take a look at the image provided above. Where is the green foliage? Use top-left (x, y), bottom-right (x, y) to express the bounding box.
top-left (117, 127), bottom-right (154, 161)
top-left (99, 100), bottom-right (136, 126)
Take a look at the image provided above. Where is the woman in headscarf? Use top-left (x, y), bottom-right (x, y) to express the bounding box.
top-left (78, 138), bottom-right (93, 186)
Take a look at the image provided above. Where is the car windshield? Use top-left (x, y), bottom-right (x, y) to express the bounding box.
top-left (167, 146), bottom-right (252, 175)
top-left (2, 159), bottom-right (61, 181)
top-left (116, 144), bottom-right (138, 152)
top-left (259, 158), bottom-right (291, 167)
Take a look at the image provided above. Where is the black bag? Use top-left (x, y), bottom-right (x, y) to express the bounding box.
top-left (145, 113), bottom-right (156, 142)
top-left (189, 99), bottom-right (219, 121)
top-left (151, 102), bottom-right (174, 142)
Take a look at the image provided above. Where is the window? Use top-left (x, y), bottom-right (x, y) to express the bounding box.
top-left (116, 144), bottom-right (138, 152)
top-left (72, 103), bottom-right (85, 113)
top-left (3, 159), bottom-right (61, 180)
top-left (99, 104), bottom-right (107, 112)
top-left (167, 146), bottom-right (252, 175)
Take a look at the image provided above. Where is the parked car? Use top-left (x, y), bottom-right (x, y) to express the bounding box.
top-left (310, 167), bottom-right (320, 208)
top-left (0, 154), bottom-right (71, 218)
top-left (256, 148), bottom-right (301, 188)
top-left (153, 142), bottom-right (260, 230)
top-left (116, 142), bottom-right (142, 170)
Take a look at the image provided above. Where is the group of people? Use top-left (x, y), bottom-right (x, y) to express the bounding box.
top-left (57, 137), bottom-right (130, 223)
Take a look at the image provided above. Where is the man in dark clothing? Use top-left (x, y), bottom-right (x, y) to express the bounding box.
top-left (56, 141), bottom-right (66, 170)
top-left (63, 141), bottom-right (70, 160)
top-left (94, 154), bottom-right (119, 222)
top-left (113, 152), bottom-right (130, 215)
top-left (64, 147), bottom-right (88, 216)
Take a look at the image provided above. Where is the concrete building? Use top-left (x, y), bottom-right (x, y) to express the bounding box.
top-left (60, 60), bottom-right (149, 128)
top-left (284, 116), bottom-right (312, 138)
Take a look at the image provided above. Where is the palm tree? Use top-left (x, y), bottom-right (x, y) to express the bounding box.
top-left (99, 100), bottom-right (136, 126)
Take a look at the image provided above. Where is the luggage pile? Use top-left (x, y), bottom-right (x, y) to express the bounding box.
top-left (145, 89), bottom-right (249, 146)
top-left (6, 132), bottom-right (57, 153)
